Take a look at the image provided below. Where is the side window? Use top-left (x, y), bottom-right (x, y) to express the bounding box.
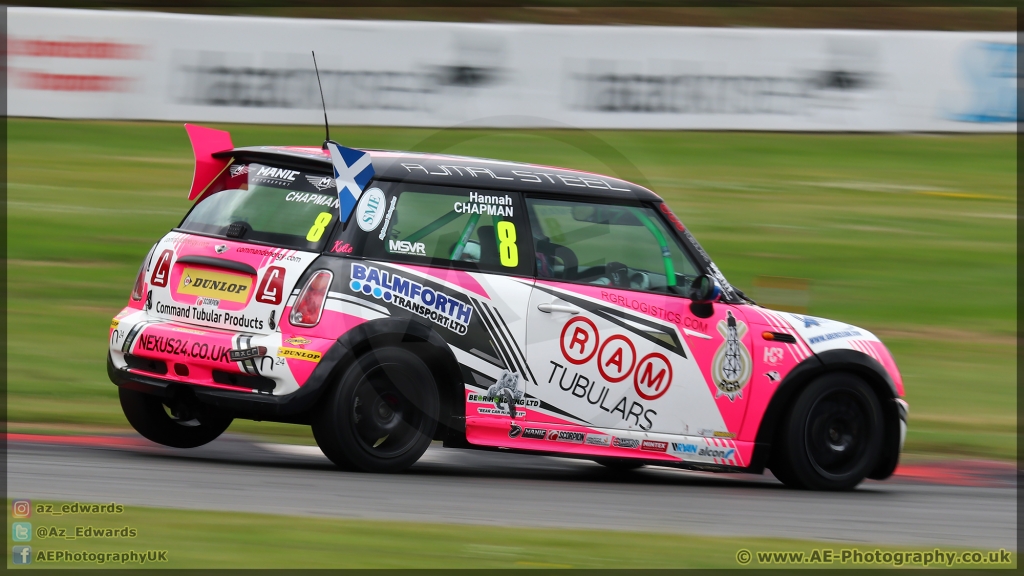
top-left (526, 197), bottom-right (701, 294)
top-left (361, 186), bottom-right (532, 276)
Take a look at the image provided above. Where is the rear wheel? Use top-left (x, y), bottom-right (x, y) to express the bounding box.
top-left (119, 387), bottom-right (232, 448)
top-left (770, 373), bottom-right (883, 490)
top-left (312, 347), bottom-right (439, 473)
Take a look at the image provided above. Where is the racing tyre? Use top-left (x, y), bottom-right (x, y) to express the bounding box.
top-left (313, 347), bottom-right (439, 473)
top-left (771, 373), bottom-right (884, 491)
top-left (118, 387), bottom-right (233, 448)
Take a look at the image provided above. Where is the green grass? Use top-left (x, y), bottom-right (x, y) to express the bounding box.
top-left (6, 501), bottom-right (1015, 569)
top-left (6, 118), bottom-right (1016, 458)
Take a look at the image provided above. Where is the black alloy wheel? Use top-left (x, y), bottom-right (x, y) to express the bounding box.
top-left (770, 373), bottom-right (883, 491)
top-left (313, 347), bottom-right (439, 473)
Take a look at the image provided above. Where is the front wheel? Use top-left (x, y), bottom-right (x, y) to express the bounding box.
top-left (770, 373), bottom-right (884, 490)
top-left (312, 347), bottom-right (439, 473)
top-left (119, 387), bottom-right (233, 448)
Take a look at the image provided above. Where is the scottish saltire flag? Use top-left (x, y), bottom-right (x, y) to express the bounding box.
top-left (326, 141), bottom-right (374, 222)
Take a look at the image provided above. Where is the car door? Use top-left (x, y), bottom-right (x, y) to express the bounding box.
top-left (523, 197), bottom-right (753, 438)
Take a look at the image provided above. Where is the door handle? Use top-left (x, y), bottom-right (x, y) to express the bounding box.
top-left (537, 303), bottom-right (581, 315)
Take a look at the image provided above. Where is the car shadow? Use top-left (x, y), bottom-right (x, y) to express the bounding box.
top-left (90, 436), bottom-right (856, 493)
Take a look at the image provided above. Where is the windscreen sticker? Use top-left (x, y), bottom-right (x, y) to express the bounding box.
top-left (355, 188), bottom-right (387, 232)
top-left (378, 196), bottom-right (397, 240)
top-left (285, 191), bottom-right (340, 210)
top-left (251, 166), bottom-right (301, 187)
top-left (454, 191), bottom-right (514, 217)
top-left (388, 240), bottom-right (427, 255)
top-left (305, 175), bottom-right (335, 191)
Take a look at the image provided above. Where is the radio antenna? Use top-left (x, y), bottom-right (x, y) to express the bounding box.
top-left (311, 51), bottom-right (330, 148)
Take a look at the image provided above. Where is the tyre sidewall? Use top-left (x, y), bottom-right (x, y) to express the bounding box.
top-left (317, 347), bottom-right (439, 473)
top-left (782, 373), bottom-right (884, 491)
top-left (118, 387), bottom-right (232, 448)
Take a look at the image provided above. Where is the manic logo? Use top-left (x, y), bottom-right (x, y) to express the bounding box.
top-left (349, 263), bottom-right (473, 334)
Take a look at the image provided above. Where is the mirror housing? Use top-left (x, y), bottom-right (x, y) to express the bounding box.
top-left (686, 274), bottom-right (720, 304)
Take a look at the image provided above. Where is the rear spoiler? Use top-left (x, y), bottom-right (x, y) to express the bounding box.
top-left (185, 124), bottom-right (233, 201)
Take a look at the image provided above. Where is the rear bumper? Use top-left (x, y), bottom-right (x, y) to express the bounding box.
top-left (107, 343), bottom-right (344, 420)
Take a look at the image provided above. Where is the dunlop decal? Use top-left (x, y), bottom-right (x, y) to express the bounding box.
top-left (277, 347), bottom-right (322, 362)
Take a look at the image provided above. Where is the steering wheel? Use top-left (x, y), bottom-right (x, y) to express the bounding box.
top-left (606, 261), bottom-right (630, 288)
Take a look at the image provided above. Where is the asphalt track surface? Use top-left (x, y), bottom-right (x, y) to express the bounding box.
top-left (7, 435), bottom-right (1017, 550)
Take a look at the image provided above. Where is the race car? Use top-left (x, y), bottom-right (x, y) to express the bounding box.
top-left (107, 124), bottom-right (908, 490)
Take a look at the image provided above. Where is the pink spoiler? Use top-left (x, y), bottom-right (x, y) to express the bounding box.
top-left (185, 124), bottom-right (233, 200)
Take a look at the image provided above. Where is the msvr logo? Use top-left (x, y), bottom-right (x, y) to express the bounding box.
top-left (389, 240), bottom-right (426, 255)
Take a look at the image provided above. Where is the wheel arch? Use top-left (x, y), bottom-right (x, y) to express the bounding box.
top-left (319, 316), bottom-right (465, 439)
top-left (751, 348), bottom-right (903, 479)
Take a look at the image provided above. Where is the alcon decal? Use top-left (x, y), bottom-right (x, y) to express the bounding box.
top-left (699, 446), bottom-right (735, 460)
top-left (349, 263), bottom-right (473, 334)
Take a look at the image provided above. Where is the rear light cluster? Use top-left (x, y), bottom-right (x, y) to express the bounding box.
top-left (131, 244), bottom-right (158, 301)
top-left (290, 270), bottom-right (332, 327)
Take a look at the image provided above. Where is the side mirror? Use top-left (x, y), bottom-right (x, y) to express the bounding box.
top-left (686, 274), bottom-right (719, 303)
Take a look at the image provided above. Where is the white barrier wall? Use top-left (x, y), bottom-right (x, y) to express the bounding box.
top-left (7, 7), bottom-right (1017, 131)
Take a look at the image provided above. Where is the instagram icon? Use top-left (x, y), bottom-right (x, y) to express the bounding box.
top-left (12, 500), bottom-right (31, 518)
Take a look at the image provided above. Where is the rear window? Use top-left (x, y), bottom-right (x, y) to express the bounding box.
top-left (179, 162), bottom-right (340, 251)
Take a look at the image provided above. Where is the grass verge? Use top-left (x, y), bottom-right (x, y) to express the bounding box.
top-left (5, 501), bottom-right (1015, 569)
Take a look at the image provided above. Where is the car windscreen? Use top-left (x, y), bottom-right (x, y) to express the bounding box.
top-left (178, 163), bottom-right (340, 251)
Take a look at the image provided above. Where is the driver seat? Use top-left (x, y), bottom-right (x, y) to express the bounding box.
top-left (475, 225), bottom-right (501, 267)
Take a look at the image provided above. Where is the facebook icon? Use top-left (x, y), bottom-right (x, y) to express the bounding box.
top-left (12, 546), bottom-right (32, 565)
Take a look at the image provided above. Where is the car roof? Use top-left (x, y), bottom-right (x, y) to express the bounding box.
top-left (213, 146), bottom-right (661, 202)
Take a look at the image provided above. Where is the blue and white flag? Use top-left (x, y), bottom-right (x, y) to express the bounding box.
top-left (326, 141), bottom-right (375, 222)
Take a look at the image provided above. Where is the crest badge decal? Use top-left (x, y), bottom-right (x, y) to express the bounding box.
top-left (711, 311), bottom-right (752, 401)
